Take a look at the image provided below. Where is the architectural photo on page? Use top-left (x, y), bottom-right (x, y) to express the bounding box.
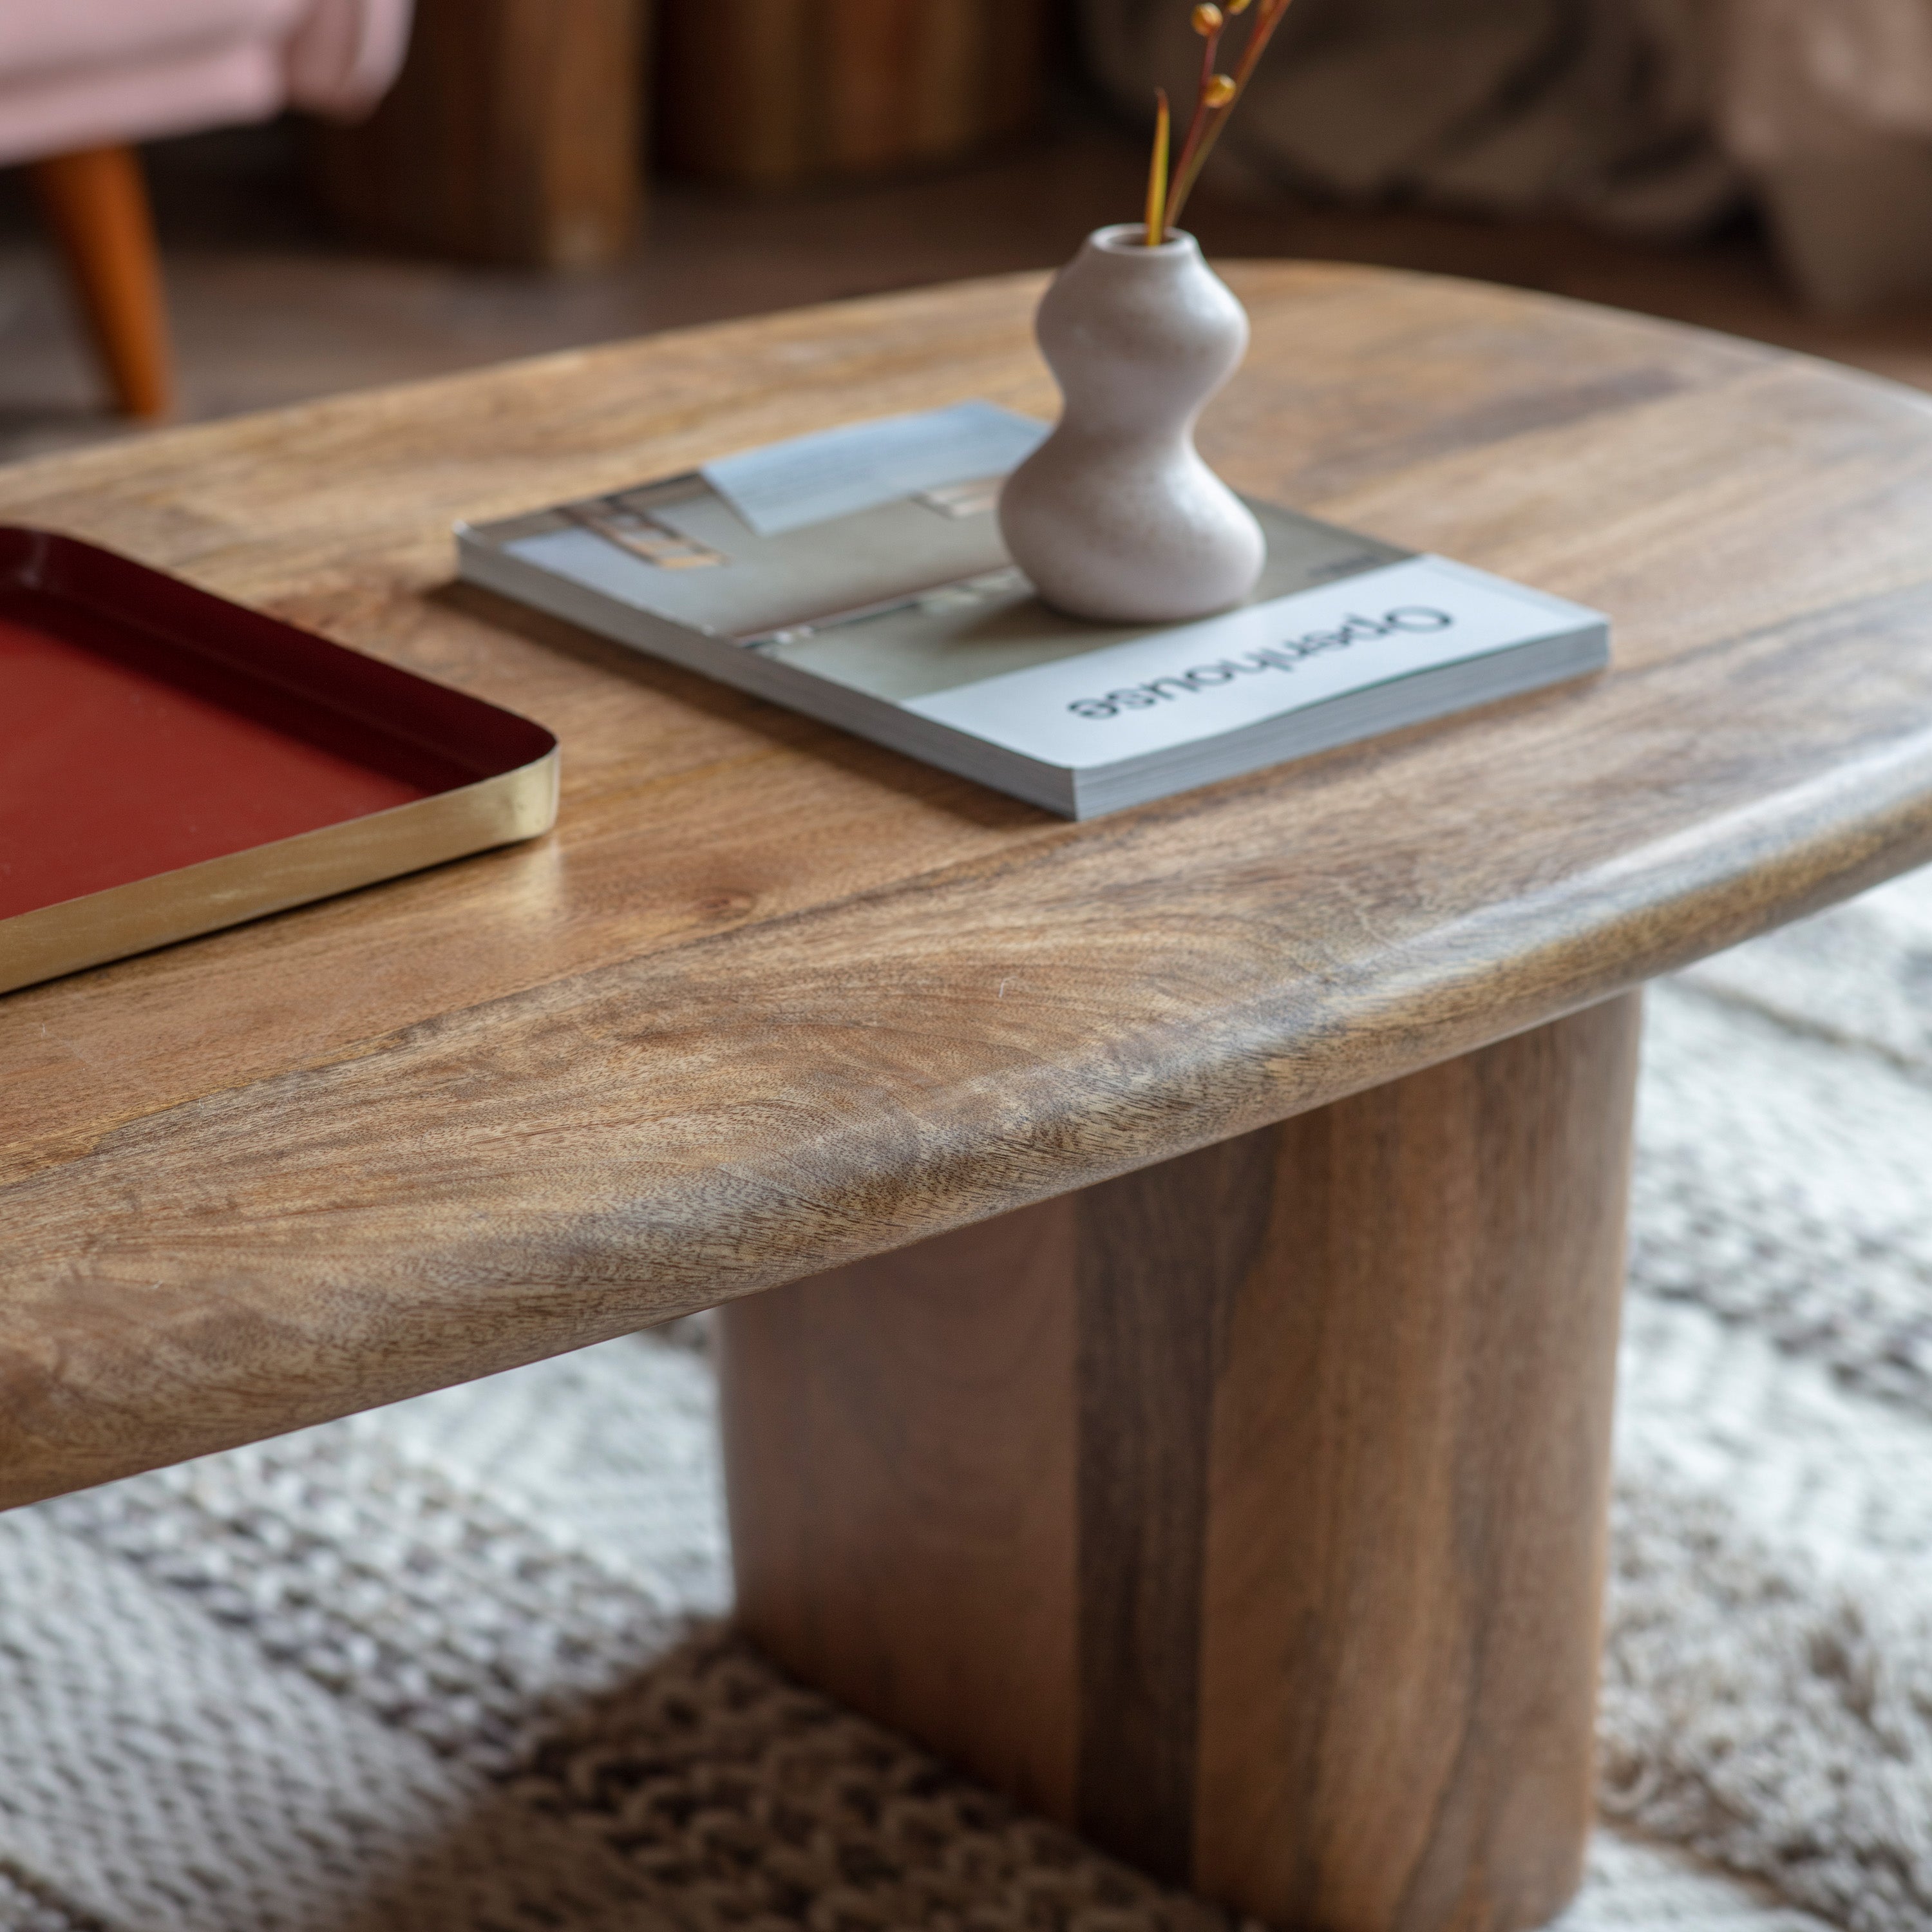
top-left (5, 3), bottom-right (1932, 1931)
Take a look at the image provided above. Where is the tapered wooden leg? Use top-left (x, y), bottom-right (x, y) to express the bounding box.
top-left (30, 146), bottom-right (174, 419)
top-left (719, 994), bottom-right (1641, 1931)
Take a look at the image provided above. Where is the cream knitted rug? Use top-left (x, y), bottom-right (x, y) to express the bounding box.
top-left (8, 866), bottom-right (1932, 1932)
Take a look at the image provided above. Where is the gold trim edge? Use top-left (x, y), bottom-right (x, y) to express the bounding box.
top-left (0, 746), bottom-right (561, 997)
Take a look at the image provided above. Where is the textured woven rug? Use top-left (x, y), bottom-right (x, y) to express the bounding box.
top-left (8, 865), bottom-right (1932, 1932)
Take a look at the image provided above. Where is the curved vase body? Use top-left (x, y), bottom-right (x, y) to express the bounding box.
top-left (999, 224), bottom-right (1265, 624)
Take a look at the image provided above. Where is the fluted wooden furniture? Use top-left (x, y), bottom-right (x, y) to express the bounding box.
top-left (656, 0), bottom-right (1052, 188)
top-left (7, 265), bottom-right (1932, 1929)
top-left (312, 0), bottom-right (645, 270)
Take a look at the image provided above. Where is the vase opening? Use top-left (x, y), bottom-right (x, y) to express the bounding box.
top-left (1090, 222), bottom-right (1197, 258)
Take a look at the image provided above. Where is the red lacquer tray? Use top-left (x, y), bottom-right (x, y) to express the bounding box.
top-left (1, 527), bottom-right (558, 994)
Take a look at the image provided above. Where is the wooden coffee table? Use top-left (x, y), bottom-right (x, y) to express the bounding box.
top-left (7, 266), bottom-right (1932, 1932)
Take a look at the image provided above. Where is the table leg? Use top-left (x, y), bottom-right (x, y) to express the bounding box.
top-left (717, 993), bottom-right (1640, 1931)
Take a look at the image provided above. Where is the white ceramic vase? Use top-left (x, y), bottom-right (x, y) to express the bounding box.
top-left (998, 223), bottom-right (1265, 625)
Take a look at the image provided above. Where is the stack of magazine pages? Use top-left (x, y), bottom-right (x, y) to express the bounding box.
top-left (458, 402), bottom-right (1609, 819)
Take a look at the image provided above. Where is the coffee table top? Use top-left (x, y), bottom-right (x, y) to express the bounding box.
top-left (8, 263), bottom-right (1932, 1505)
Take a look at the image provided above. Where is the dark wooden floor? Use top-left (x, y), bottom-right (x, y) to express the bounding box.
top-left (6, 108), bottom-right (1932, 466)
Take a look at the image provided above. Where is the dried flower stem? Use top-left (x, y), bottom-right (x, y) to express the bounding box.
top-left (1164, 15), bottom-right (1226, 230)
top-left (1144, 90), bottom-right (1171, 242)
top-left (1143, 0), bottom-right (1297, 239)
top-left (1159, 0), bottom-right (1298, 228)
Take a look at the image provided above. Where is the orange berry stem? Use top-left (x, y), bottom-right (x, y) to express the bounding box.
top-left (1166, 0), bottom-right (1296, 231)
top-left (1165, 16), bottom-right (1224, 233)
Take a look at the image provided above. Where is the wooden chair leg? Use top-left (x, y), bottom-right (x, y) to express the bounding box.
top-left (29, 146), bottom-right (175, 420)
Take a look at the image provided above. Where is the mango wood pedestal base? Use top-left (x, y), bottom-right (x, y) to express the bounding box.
top-left (718, 994), bottom-right (1641, 1931)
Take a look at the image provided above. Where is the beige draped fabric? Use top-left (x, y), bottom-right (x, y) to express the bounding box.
top-left (1723, 0), bottom-right (1932, 308)
top-left (1077, 0), bottom-right (1932, 311)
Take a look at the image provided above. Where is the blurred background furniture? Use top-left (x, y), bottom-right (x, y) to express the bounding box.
top-left (24, 148), bottom-right (173, 418)
top-left (656, 0), bottom-right (1054, 191)
top-left (1079, 0), bottom-right (1932, 314)
top-left (11, 0), bottom-right (1932, 464)
top-left (1721, 0), bottom-right (1932, 315)
top-left (313, 0), bottom-right (1051, 268)
top-left (312, 0), bottom-right (645, 270)
top-left (0, 0), bottom-right (412, 417)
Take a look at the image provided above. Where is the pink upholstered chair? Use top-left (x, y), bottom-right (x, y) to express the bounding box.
top-left (1, 0), bottom-right (414, 417)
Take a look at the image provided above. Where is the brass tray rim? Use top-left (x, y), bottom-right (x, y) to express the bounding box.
top-left (2, 747), bottom-right (560, 996)
top-left (3, 525), bottom-right (562, 997)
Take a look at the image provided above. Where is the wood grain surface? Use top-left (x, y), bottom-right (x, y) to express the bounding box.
top-left (5, 264), bottom-right (1931, 1507)
top-left (720, 1199), bottom-right (1081, 1824)
top-left (719, 996), bottom-right (1640, 1929)
top-left (1190, 994), bottom-right (1638, 1929)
